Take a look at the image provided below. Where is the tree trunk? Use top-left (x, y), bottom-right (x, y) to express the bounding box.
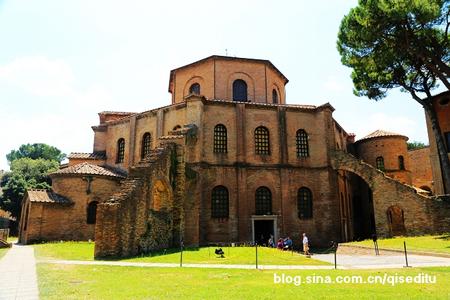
top-left (423, 103), bottom-right (450, 194)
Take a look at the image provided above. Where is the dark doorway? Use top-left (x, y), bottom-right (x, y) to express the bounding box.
top-left (349, 174), bottom-right (376, 240)
top-left (254, 220), bottom-right (274, 246)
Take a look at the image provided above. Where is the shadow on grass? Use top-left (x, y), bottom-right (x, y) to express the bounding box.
top-left (98, 246), bottom-right (206, 261)
top-left (435, 233), bottom-right (450, 241)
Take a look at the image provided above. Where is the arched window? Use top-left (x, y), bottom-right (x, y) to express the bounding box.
top-left (173, 125), bottom-right (182, 131)
top-left (255, 126), bottom-right (270, 155)
top-left (298, 188), bottom-right (312, 219)
top-left (255, 187), bottom-right (272, 215)
top-left (116, 138), bottom-right (125, 163)
top-left (189, 83), bottom-right (200, 95)
top-left (272, 89), bottom-right (278, 104)
top-left (296, 129), bottom-right (309, 158)
top-left (87, 201), bottom-right (98, 224)
top-left (211, 186), bottom-right (229, 218)
top-left (233, 79), bottom-right (248, 101)
top-left (214, 124), bottom-right (227, 153)
top-left (398, 155), bottom-right (405, 170)
top-left (445, 132), bottom-right (450, 152)
top-left (141, 132), bottom-right (152, 160)
top-left (376, 156), bottom-right (385, 171)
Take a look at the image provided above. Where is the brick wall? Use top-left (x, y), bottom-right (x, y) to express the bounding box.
top-left (356, 136), bottom-right (412, 185)
top-left (19, 176), bottom-right (121, 244)
top-left (331, 150), bottom-right (450, 237)
top-left (95, 143), bottom-right (185, 258)
top-left (408, 147), bottom-right (433, 192)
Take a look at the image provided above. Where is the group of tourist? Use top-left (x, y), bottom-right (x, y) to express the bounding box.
top-left (266, 233), bottom-right (310, 255)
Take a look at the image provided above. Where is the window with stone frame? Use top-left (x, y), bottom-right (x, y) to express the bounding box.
top-left (255, 187), bottom-right (272, 215)
top-left (141, 132), bottom-right (152, 160)
top-left (116, 138), bottom-right (125, 163)
top-left (398, 155), bottom-right (405, 170)
top-left (87, 201), bottom-right (98, 224)
top-left (213, 124), bottom-right (228, 153)
top-left (376, 156), bottom-right (385, 171)
top-left (272, 89), bottom-right (278, 104)
top-left (298, 187), bottom-right (313, 219)
top-left (296, 129), bottom-right (309, 158)
top-left (255, 126), bottom-right (270, 155)
top-left (211, 186), bottom-right (229, 218)
top-left (189, 83), bottom-right (201, 95)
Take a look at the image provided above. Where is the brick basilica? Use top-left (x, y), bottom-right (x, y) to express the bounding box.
top-left (18, 55), bottom-right (450, 258)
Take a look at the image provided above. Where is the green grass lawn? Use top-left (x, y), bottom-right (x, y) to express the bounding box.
top-left (0, 247), bottom-right (9, 260)
top-left (33, 241), bottom-right (95, 261)
top-left (33, 241), bottom-right (328, 265)
top-left (345, 234), bottom-right (450, 255)
top-left (37, 264), bottom-right (450, 299)
top-left (7, 236), bottom-right (18, 243)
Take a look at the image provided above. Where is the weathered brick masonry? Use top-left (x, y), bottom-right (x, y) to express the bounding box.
top-left (18, 55), bottom-right (450, 258)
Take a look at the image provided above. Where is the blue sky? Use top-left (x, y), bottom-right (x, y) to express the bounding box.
top-left (0, 0), bottom-right (431, 170)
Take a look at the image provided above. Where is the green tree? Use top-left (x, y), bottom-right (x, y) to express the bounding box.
top-left (337, 0), bottom-right (450, 193)
top-left (1, 143), bottom-right (63, 220)
top-left (6, 143), bottom-right (66, 164)
top-left (407, 141), bottom-right (428, 150)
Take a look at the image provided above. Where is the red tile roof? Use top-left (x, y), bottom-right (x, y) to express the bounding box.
top-left (68, 151), bottom-right (106, 160)
top-left (357, 130), bottom-right (408, 142)
top-left (51, 162), bottom-right (126, 178)
top-left (27, 189), bottom-right (72, 204)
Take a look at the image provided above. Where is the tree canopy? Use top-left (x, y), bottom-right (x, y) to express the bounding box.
top-left (1, 144), bottom-right (63, 220)
top-left (6, 143), bottom-right (66, 164)
top-left (337, 0), bottom-right (450, 193)
top-left (338, 0), bottom-right (450, 101)
top-left (407, 141), bottom-right (429, 150)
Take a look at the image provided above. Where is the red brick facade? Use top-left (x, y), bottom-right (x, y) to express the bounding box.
top-left (18, 56), bottom-right (450, 258)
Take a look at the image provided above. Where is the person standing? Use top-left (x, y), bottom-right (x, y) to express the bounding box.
top-left (302, 233), bottom-right (310, 256)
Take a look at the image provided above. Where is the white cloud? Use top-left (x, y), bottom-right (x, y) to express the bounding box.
top-left (354, 113), bottom-right (418, 140)
top-left (0, 56), bottom-right (74, 97)
top-left (0, 56), bottom-right (115, 170)
top-left (323, 76), bottom-right (346, 92)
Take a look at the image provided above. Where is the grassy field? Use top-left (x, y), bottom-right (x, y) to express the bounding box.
top-left (37, 264), bottom-right (450, 299)
top-left (0, 247), bottom-right (9, 260)
top-left (33, 241), bottom-right (328, 265)
top-left (7, 236), bottom-right (18, 243)
top-left (346, 234), bottom-right (450, 255)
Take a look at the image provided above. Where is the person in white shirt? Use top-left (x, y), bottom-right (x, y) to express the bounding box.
top-left (302, 233), bottom-right (310, 256)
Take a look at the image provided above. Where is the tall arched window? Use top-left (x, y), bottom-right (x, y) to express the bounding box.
top-left (255, 187), bottom-right (272, 215)
top-left (189, 83), bottom-right (200, 95)
top-left (211, 186), bottom-right (229, 218)
top-left (233, 79), bottom-right (248, 101)
top-left (116, 138), bottom-right (125, 163)
top-left (87, 201), bottom-right (98, 224)
top-left (255, 126), bottom-right (270, 155)
top-left (398, 155), bottom-right (405, 170)
top-left (376, 156), bottom-right (385, 171)
top-left (298, 188), bottom-right (312, 219)
top-left (272, 89), bottom-right (278, 104)
top-left (296, 129), bottom-right (309, 158)
top-left (141, 132), bottom-right (152, 160)
top-left (214, 124), bottom-right (227, 153)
